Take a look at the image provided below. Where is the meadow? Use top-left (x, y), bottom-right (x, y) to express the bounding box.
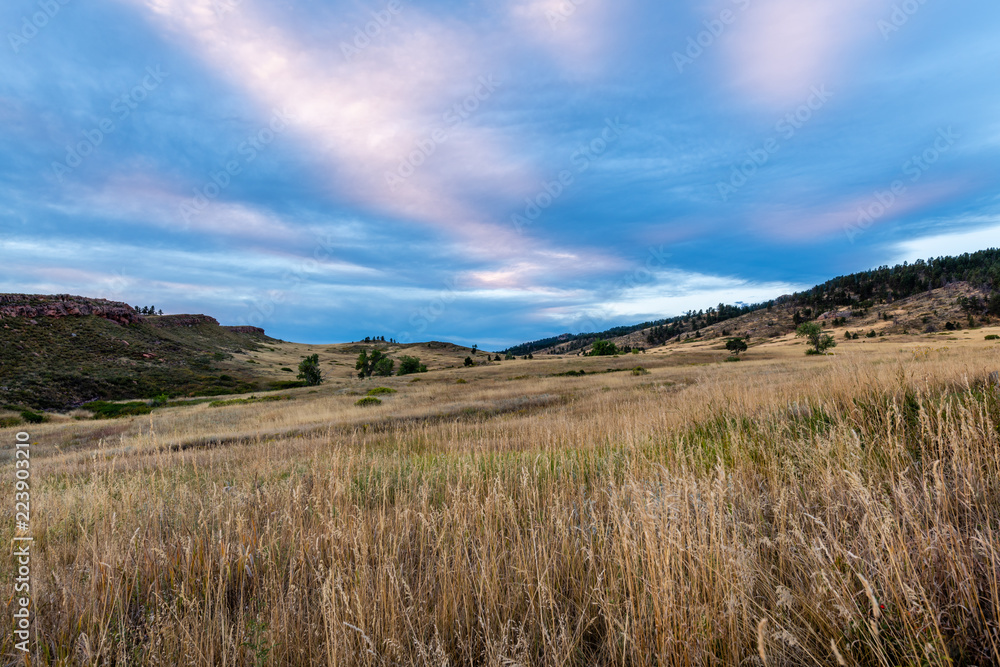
top-left (3, 329), bottom-right (1000, 665)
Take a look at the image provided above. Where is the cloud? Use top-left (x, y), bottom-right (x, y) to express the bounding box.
top-left (889, 217), bottom-right (1000, 264)
top-left (116, 0), bottom-right (538, 244)
top-left (721, 0), bottom-right (889, 107)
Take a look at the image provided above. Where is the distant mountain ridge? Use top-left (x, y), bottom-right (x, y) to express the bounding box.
top-left (505, 249), bottom-right (1000, 355)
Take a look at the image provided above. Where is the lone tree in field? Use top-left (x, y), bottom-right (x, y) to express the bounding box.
top-left (796, 322), bottom-right (837, 355)
top-left (725, 337), bottom-right (748, 356)
top-left (464, 356), bottom-right (475, 367)
top-left (297, 354), bottom-right (323, 386)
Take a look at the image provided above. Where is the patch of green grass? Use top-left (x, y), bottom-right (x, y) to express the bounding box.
top-left (355, 397), bottom-right (382, 407)
top-left (367, 387), bottom-right (397, 396)
top-left (0, 416), bottom-right (22, 428)
top-left (268, 380), bottom-right (308, 390)
top-left (456, 379), bottom-right (467, 384)
top-left (82, 401), bottom-right (153, 419)
top-left (209, 395), bottom-right (291, 408)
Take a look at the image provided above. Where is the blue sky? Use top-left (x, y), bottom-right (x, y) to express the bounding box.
top-left (1, 0), bottom-right (998, 348)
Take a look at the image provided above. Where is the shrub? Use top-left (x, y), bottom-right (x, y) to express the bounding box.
top-left (355, 397), bottom-right (382, 407)
top-left (20, 410), bottom-right (45, 424)
top-left (456, 379), bottom-right (467, 384)
top-left (631, 367), bottom-right (650, 375)
top-left (589, 340), bottom-right (619, 356)
top-left (986, 334), bottom-right (999, 341)
top-left (373, 357), bottom-right (394, 377)
top-left (397, 356), bottom-right (427, 375)
top-left (464, 357), bottom-right (474, 367)
top-left (367, 387), bottom-right (397, 396)
top-left (149, 393), bottom-right (170, 407)
top-left (280, 367), bottom-right (294, 372)
top-left (298, 354), bottom-right (323, 386)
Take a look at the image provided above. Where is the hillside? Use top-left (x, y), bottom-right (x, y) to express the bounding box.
top-left (510, 250), bottom-right (1000, 355)
top-left (0, 295), bottom-right (278, 410)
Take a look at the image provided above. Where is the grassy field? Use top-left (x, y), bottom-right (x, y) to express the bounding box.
top-left (3, 329), bottom-right (1000, 665)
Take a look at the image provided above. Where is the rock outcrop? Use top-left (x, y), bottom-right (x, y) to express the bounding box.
top-left (146, 314), bottom-right (220, 328)
top-left (0, 294), bottom-right (142, 325)
top-left (224, 326), bottom-right (266, 335)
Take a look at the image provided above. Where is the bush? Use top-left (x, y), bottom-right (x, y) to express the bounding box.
top-left (373, 357), bottom-right (394, 377)
top-left (986, 334), bottom-right (999, 341)
top-left (589, 340), bottom-right (619, 356)
top-left (631, 367), bottom-right (649, 375)
top-left (464, 356), bottom-right (474, 367)
top-left (367, 387), bottom-right (397, 396)
top-left (298, 354), bottom-right (323, 386)
top-left (397, 356), bottom-right (427, 375)
top-left (20, 410), bottom-right (45, 424)
top-left (355, 397), bottom-right (382, 407)
top-left (456, 379), bottom-right (467, 384)
top-left (280, 367), bottom-right (294, 372)
top-left (149, 393), bottom-right (169, 407)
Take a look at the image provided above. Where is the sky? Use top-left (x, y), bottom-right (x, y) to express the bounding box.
top-left (1, 0), bottom-right (999, 348)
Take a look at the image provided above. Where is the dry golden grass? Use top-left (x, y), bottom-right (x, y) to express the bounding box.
top-left (3, 332), bottom-right (1000, 665)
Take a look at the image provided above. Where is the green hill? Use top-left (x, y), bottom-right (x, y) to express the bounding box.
top-left (0, 297), bottom-right (279, 410)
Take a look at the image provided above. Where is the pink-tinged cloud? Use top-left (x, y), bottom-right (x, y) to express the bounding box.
top-left (507, 0), bottom-right (620, 77)
top-left (721, 0), bottom-right (891, 108)
top-left (116, 0), bottom-right (538, 244)
top-left (752, 177), bottom-right (970, 241)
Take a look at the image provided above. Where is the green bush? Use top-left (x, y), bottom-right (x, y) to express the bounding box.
top-left (398, 356), bottom-right (427, 375)
top-left (367, 387), bottom-right (397, 396)
top-left (986, 334), bottom-right (999, 341)
top-left (631, 367), bottom-right (650, 375)
top-left (149, 393), bottom-right (170, 407)
top-left (20, 410), bottom-right (45, 424)
top-left (464, 356), bottom-right (474, 367)
top-left (355, 397), bottom-right (382, 407)
top-left (357, 349), bottom-right (394, 378)
top-left (280, 367), bottom-right (294, 372)
top-left (589, 340), bottom-right (619, 356)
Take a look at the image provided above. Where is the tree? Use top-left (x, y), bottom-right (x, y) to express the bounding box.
top-left (589, 339), bottom-right (619, 356)
top-left (796, 322), bottom-right (837, 355)
top-left (464, 356), bottom-right (474, 367)
top-left (357, 349), bottom-right (391, 378)
top-left (398, 356), bottom-right (427, 375)
top-left (504, 352), bottom-right (515, 360)
top-left (297, 354), bottom-right (323, 386)
top-left (373, 356), bottom-right (394, 377)
top-left (471, 344), bottom-right (478, 355)
top-left (725, 337), bottom-right (748, 356)
top-left (494, 354), bottom-right (501, 361)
